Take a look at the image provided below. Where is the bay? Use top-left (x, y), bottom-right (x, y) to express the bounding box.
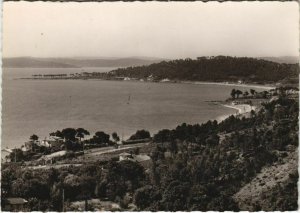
top-left (2, 68), bottom-right (264, 148)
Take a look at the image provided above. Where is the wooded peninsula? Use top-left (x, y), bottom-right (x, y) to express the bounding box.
top-left (22, 56), bottom-right (299, 86)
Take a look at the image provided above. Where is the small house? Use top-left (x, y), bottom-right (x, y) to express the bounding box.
top-left (1, 149), bottom-right (12, 163)
top-left (3, 198), bottom-right (28, 211)
top-left (147, 75), bottom-right (154, 81)
top-left (119, 152), bottom-right (151, 163)
top-left (119, 152), bottom-right (133, 161)
top-left (161, 78), bottom-right (170, 83)
top-left (37, 140), bottom-right (51, 147)
top-left (44, 136), bottom-right (64, 149)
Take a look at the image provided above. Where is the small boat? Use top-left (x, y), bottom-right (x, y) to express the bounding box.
top-left (127, 95), bottom-right (131, 104)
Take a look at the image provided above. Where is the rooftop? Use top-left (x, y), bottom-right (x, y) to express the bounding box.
top-left (6, 198), bottom-right (28, 205)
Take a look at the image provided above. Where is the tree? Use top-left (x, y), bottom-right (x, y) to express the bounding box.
top-left (161, 181), bottom-right (190, 211)
top-left (94, 131), bottom-right (110, 145)
top-left (243, 91), bottom-right (249, 98)
top-left (30, 134), bottom-right (39, 141)
top-left (205, 134), bottom-right (219, 146)
top-left (250, 89), bottom-right (256, 96)
top-left (154, 129), bottom-right (171, 143)
top-left (76, 128), bottom-right (90, 141)
top-left (63, 174), bottom-right (96, 201)
top-left (129, 130), bottom-right (151, 140)
top-left (134, 185), bottom-right (161, 210)
top-left (112, 132), bottom-right (120, 142)
top-left (61, 128), bottom-right (77, 141)
top-left (11, 178), bottom-right (50, 200)
top-left (230, 89), bottom-right (236, 99)
top-left (262, 91), bottom-right (269, 99)
top-left (1, 164), bottom-right (18, 201)
top-left (188, 185), bottom-right (210, 211)
top-left (118, 160), bottom-right (145, 186)
top-left (168, 140), bottom-right (178, 156)
top-left (206, 195), bottom-right (239, 211)
top-left (235, 90), bottom-right (243, 98)
top-left (104, 160), bottom-right (145, 200)
top-left (50, 130), bottom-right (63, 138)
top-left (9, 149), bottom-right (25, 162)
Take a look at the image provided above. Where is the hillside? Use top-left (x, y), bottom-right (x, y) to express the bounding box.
top-left (259, 56), bottom-right (299, 64)
top-left (3, 57), bottom-right (165, 68)
top-left (109, 56), bottom-right (299, 84)
top-left (233, 149), bottom-right (298, 211)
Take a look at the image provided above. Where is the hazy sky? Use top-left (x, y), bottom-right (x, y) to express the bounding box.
top-left (3, 2), bottom-right (299, 59)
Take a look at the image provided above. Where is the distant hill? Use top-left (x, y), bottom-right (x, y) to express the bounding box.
top-left (3, 57), bottom-right (78, 68)
top-left (110, 56), bottom-right (299, 84)
top-left (259, 56), bottom-right (299, 64)
top-left (51, 57), bottom-right (166, 68)
top-left (3, 57), bottom-right (166, 68)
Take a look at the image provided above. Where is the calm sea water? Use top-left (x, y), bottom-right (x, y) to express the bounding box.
top-left (2, 68), bottom-right (263, 148)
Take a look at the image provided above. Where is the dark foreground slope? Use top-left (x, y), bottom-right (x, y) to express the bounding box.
top-left (110, 56), bottom-right (299, 84)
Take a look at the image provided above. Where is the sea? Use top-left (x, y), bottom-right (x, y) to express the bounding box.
top-left (2, 68), bottom-right (266, 149)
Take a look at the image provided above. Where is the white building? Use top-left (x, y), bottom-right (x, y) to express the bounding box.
top-left (161, 78), bottom-right (170, 83)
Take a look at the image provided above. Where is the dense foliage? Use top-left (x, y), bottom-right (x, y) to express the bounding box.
top-left (144, 96), bottom-right (298, 211)
top-left (1, 160), bottom-right (145, 211)
top-left (110, 56), bottom-right (298, 83)
top-left (129, 130), bottom-right (151, 140)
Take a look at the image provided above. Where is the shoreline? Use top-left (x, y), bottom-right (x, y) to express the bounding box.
top-left (217, 103), bottom-right (256, 122)
top-left (1, 103), bottom-right (256, 152)
top-left (18, 77), bottom-right (276, 90)
top-left (181, 81), bottom-right (275, 90)
top-left (3, 77), bottom-right (270, 151)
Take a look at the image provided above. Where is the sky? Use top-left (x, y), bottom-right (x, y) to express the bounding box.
top-left (3, 2), bottom-right (299, 59)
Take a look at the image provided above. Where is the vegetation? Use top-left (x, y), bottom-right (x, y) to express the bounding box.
top-left (1, 87), bottom-right (298, 211)
top-left (8, 129), bottom-right (123, 163)
top-left (129, 130), bottom-right (151, 140)
top-left (231, 89), bottom-right (243, 99)
top-left (112, 132), bottom-right (120, 142)
top-left (21, 56), bottom-right (298, 85)
top-left (76, 128), bottom-right (90, 141)
top-left (109, 56), bottom-right (299, 83)
top-left (29, 134), bottom-right (39, 141)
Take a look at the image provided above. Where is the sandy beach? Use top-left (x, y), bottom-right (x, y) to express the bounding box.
top-left (182, 81), bottom-right (275, 90)
top-left (217, 104), bottom-right (256, 122)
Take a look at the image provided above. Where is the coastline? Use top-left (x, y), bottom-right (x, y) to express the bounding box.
top-left (4, 75), bottom-right (272, 150)
top-left (217, 103), bottom-right (256, 122)
top-left (17, 75), bottom-right (276, 91)
top-left (181, 81), bottom-right (275, 90)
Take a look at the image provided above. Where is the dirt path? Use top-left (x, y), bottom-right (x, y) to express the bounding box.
top-left (25, 143), bottom-right (149, 170)
top-left (84, 143), bottom-right (149, 157)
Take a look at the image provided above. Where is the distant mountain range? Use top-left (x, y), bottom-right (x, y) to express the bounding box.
top-left (2, 57), bottom-right (167, 68)
top-left (3, 56), bottom-right (298, 68)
